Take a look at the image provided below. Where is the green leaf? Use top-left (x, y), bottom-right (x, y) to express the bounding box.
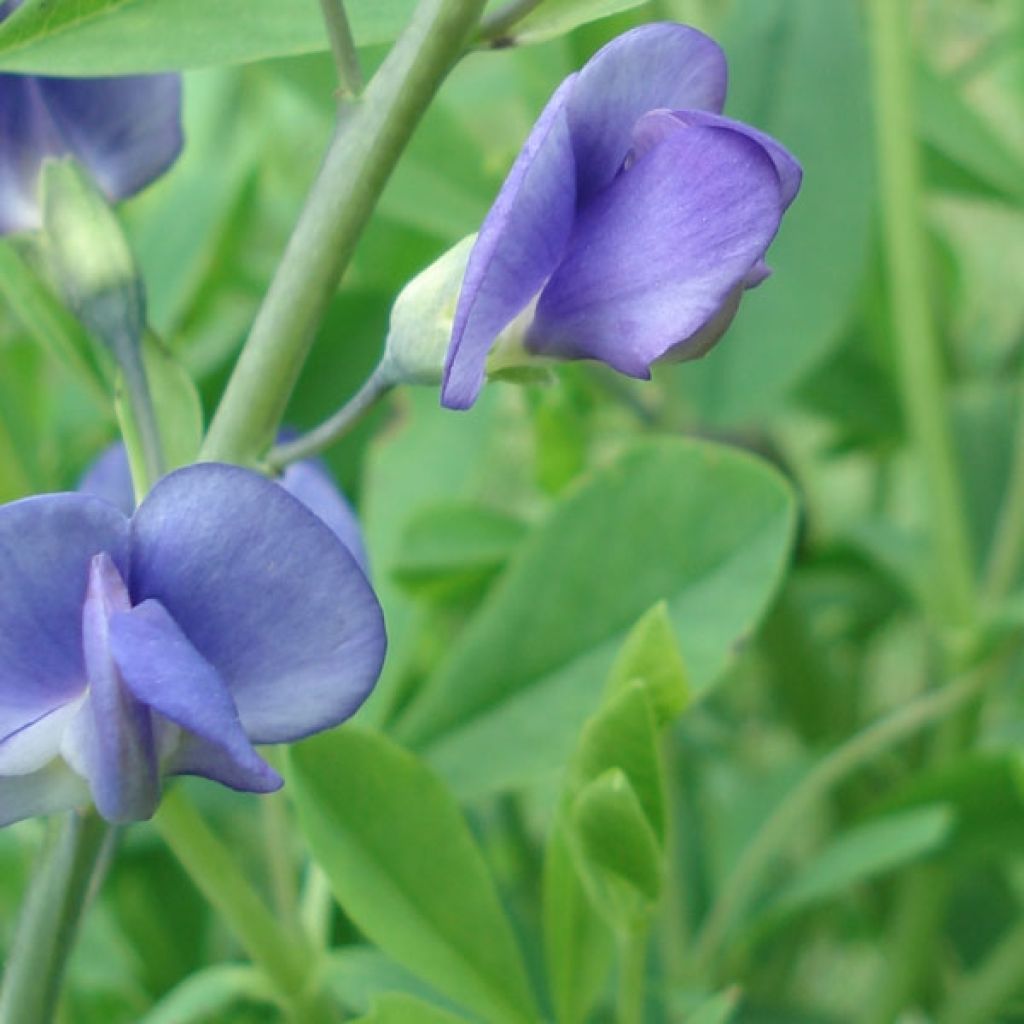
top-left (573, 682), bottom-right (665, 841)
top-left (572, 769), bottom-right (663, 912)
top-left (396, 439), bottom-right (795, 799)
top-left (687, 988), bottom-right (741, 1024)
top-left (289, 727), bottom-right (537, 1024)
top-left (115, 332), bottom-right (203, 490)
top-left (325, 947), bottom-right (442, 1016)
top-left (680, 0), bottom-right (874, 423)
top-left (137, 966), bottom-right (272, 1024)
top-left (542, 822), bottom-right (613, 1024)
top-left (0, 0), bottom-right (418, 75)
top-left (606, 601), bottom-right (690, 726)
top-left (350, 993), bottom-right (470, 1024)
top-left (392, 501), bottom-right (528, 605)
top-left (509, 0), bottom-right (648, 44)
top-left (769, 805), bottom-right (953, 917)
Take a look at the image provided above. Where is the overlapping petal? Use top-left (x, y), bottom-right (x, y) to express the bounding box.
top-left (0, 495), bottom-right (129, 741)
top-left (527, 123), bottom-right (783, 376)
top-left (567, 23), bottom-right (728, 201)
top-left (442, 75), bottom-right (578, 410)
top-left (129, 465), bottom-right (386, 744)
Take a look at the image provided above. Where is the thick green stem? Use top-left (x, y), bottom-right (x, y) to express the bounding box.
top-left (319, 0), bottom-right (364, 96)
top-left (200, 0), bottom-right (487, 467)
top-left (692, 671), bottom-right (988, 973)
top-left (867, 0), bottom-right (976, 629)
top-left (0, 810), bottom-right (113, 1024)
top-left (153, 787), bottom-right (337, 1024)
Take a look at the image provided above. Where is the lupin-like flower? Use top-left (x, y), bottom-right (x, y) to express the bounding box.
top-left (442, 23), bottom-right (802, 409)
top-left (0, 0), bottom-right (182, 236)
top-left (0, 464), bottom-right (386, 827)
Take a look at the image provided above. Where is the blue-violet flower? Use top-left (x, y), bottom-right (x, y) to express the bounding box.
top-left (0, 464), bottom-right (386, 826)
top-left (442, 22), bottom-right (802, 409)
top-left (0, 0), bottom-right (182, 236)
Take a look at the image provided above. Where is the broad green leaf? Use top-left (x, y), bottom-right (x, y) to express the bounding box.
top-left (0, 0), bottom-right (418, 75)
top-left (289, 728), bottom-right (537, 1024)
top-left (511, 0), bottom-right (648, 44)
top-left (325, 947), bottom-right (442, 1016)
top-left (542, 822), bottom-right (613, 1024)
top-left (573, 769), bottom-right (663, 910)
top-left (606, 601), bottom-right (690, 725)
top-left (680, 0), bottom-right (874, 423)
top-left (687, 988), bottom-right (741, 1024)
top-left (768, 805), bottom-right (953, 917)
top-left (138, 966), bottom-right (272, 1024)
top-left (573, 682), bottom-right (665, 841)
top-left (115, 332), bottom-right (203, 492)
top-left (392, 501), bottom-right (528, 604)
top-left (351, 993), bottom-right (470, 1024)
top-left (396, 439), bottom-right (795, 798)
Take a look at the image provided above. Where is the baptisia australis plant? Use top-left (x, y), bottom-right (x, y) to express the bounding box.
top-left (0, 0), bottom-right (182, 236)
top-left (0, 463), bottom-right (385, 827)
top-left (440, 22), bottom-right (802, 409)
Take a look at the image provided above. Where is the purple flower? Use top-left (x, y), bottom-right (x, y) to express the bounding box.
top-left (0, 0), bottom-right (182, 236)
top-left (441, 22), bottom-right (801, 409)
top-left (0, 464), bottom-right (386, 826)
top-left (79, 442), bottom-right (372, 575)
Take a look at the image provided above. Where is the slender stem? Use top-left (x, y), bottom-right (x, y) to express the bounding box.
top-left (266, 362), bottom-right (394, 469)
top-left (615, 927), bottom-right (647, 1024)
top-left (261, 791), bottom-right (300, 926)
top-left (0, 810), bottom-right (113, 1024)
top-left (153, 787), bottom-right (337, 1024)
top-left (937, 915), bottom-right (1024, 1024)
top-left (692, 670), bottom-right (988, 972)
top-left (476, 0), bottom-right (547, 42)
top-left (867, 0), bottom-right (976, 628)
top-left (200, 0), bottom-right (488, 468)
top-left (983, 389), bottom-right (1024, 600)
top-left (118, 336), bottom-right (166, 498)
top-left (319, 0), bottom-right (364, 96)
top-left (299, 864), bottom-right (335, 953)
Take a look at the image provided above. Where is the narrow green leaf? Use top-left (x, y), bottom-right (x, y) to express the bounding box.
top-left (350, 993), bottom-right (470, 1024)
top-left (324, 947), bottom-right (439, 1016)
top-left (396, 439), bottom-right (795, 799)
top-left (0, 0), bottom-right (418, 74)
top-left (138, 965), bottom-right (272, 1024)
top-left (542, 821), bottom-right (613, 1024)
top-left (606, 601), bottom-right (690, 726)
top-left (573, 769), bottom-right (663, 910)
top-left (510, 0), bottom-right (647, 44)
top-left (688, 987), bottom-right (742, 1024)
top-left (289, 728), bottom-right (537, 1024)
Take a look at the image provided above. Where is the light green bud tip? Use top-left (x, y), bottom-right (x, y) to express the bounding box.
top-left (38, 158), bottom-right (145, 358)
top-left (381, 234), bottom-right (476, 387)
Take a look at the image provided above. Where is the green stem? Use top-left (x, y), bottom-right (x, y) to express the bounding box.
top-left (476, 0), bottom-right (547, 42)
top-left (615, 927), bottom-right (647, 1024)
top-left (937, 915), bottom-right (1024, 1024)
top-left (319, 0), bottom-right (364, 96)
top-left (153, 787), bottom-right (337, 1024)
top-left (692, 670), bottom-right (988, 973)
top-left (867, 0), bottom-right (976, 629)
top-left (118, 336), bottom-right (166, 497)
top-left (983, 388), bottom-right (1024, 600)
top-left (266, 362), bottom-right (394, 469)
top-left (200, 0), bottom-right (488, 467)
top-left (0, 810), bottom-right (113, 1024)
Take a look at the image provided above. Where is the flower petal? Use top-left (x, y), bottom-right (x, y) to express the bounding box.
top-left (0, 699), bottom-right (82, 775)
top-left (110, 600), bottom-right (281, 794)
top-left (37, 76), bottom-right (183, 204)
top-left (279, 460), bottom-right (370, 575)
top-left (0, 494), bottom-right (128, 741)
top-left (567, 23), bottom-right (728, 201)
top-left (527, 122), bottom-right (783, 376)
top-left (77, 442), bottom-right (136, 516)
top-left (129, 464), bottom-right (387, 744)
top-left (0, 761), bottom-right (89, 828)
top-left (442, 75), bottom-right (577, 410)
top-left (62, 553), bottom-right (160, 823)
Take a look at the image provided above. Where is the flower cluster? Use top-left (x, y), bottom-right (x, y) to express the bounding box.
top-left (442, 23), bottom-right (801, 409)
top-left (0, 0), bottom-right (182, 236)
top-left (0, 463), bottom-right (385, 826)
